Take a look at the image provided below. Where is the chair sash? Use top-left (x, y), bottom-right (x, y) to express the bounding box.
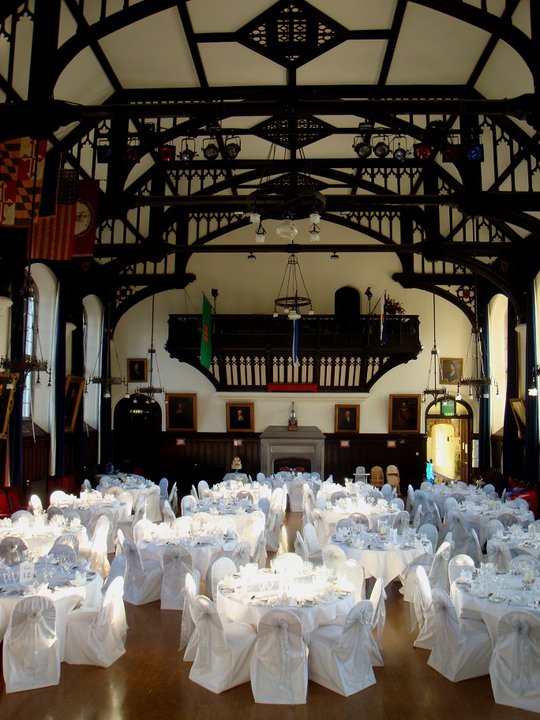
top-left (430, 588), bottom-right (462, 671)
top-left (10, 597), bottom-right (57, 674)
top-left (499, 615), bottom-right (540, 694)
top-left (486, 539), bottom-right (511, 572)
top-left (190, 596), bottom-right (223, 667)
top-left (257, 611), bottom-right (305, 695)
top-left (336, 600), bottom-right (373, 662)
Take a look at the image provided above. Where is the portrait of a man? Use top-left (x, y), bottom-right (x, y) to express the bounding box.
top-left (226, 403), bottom-right (254, 432)
top-left (439, 357), bottom-right (463, 384)
top-left (335, 404), bottom-right (359, 433)
top-left (166, 393), bottom-right (197, 431)
top-left (127, 358), bottom-right (147, 383)
top-left (389, 395), bottom-right (420, 433)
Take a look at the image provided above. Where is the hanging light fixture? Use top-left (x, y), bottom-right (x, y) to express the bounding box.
top-left (86, 299), bottom-right (125, 397)
top-left (273, 252), bottom-right (313, 319)
top-left (137, 294), bottom-right (165, 400)
top-left (422, 293), bottom-right (448, 403)
top-left (0, 271), bottom-right (50, 382)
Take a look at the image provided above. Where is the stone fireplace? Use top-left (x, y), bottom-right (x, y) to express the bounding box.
top-left (259, 426), bottom-right (325, 477)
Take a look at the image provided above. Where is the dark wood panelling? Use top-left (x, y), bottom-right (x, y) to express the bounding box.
top-left (22, 433), bottom-right (50, 484)
top-left (113, 430), bottom-right (425, 496)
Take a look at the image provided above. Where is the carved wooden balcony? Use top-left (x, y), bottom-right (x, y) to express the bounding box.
top-left (165, 314), bottom-right (421, 393)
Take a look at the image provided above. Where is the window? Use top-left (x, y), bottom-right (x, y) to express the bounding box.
top-left (21, 279), bottom-right (38, 419)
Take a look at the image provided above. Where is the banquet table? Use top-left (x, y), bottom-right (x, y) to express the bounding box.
top-left (453, 499), bottom-right (534, 546)
top-left (191, 500), bottom-right (263, 537)
top-left (216, 563), bottom-right (355, 636)
top-left (96, 474), bottom-right (162, 521)
top-left (496, 527), bottom-right (540, 560)
top-left (137, 526), bottom-right (240, 578)
top-left (0, 559), bottom-right (103, 656)
top-left (320, 496), bottom-right (399, 533)
top-left (0, 516), bottom-right (89, 558)
top-left (51, 491), bottom-right (130, 534)
top-left (208, 480), bottom-right (272, 505)
top-left (329, 526), bottom-right (433, 587)
top-left (451, 568), bottom-right (540, 647)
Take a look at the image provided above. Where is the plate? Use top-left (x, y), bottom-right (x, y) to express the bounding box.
top-left (488, 595), bottom-right (506, 603)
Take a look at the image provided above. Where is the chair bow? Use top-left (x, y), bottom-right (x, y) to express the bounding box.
top-left (499, 616), bottom-right (540, 694)
top-left (431, 588), bottom-right (462, 670)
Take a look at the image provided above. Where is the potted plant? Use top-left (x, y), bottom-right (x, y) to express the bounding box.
top-left (384, 297), bottom-right (405, 315)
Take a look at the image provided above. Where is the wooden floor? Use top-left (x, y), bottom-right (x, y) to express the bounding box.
top-left (0, 514), bottom-right (536, 719)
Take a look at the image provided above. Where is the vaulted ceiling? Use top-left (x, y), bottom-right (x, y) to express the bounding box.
top-left (1, 0), bottom-right (539, 325)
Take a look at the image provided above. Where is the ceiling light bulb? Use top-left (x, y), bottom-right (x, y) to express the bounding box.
top-left (275, 219), bottom-right (298, 241)
top-left (255, 222), bottom-right (266, 243)
top-left (249, 213), bottom-right (261, 224)
top-left (309, 213), bottom-right (321, 224)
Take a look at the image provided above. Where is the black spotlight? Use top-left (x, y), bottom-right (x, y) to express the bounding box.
top-left (393, 145), bottom-right (407, 161)
top-left (202, 139), bottom-right (219, 160)
top-left (353, 136), bottom-right (372, 158)
top-left (179, 138), bottom-right (196, 162)
top-left (373, 140), bottom-right (390, 158)
top-left (413, 142), bottom-right (433, 160)
top-left (224, 136), bottom-right (241, 159)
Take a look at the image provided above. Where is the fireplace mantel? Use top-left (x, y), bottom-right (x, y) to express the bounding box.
top-left (260, 425), bottom-right (325, 477)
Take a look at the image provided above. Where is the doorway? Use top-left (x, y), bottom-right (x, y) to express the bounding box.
top-left (425, 399), bottom-right (472, 482)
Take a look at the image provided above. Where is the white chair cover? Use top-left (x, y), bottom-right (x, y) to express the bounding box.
top-left (169, 482), bottom-right (179, 515)
top-left (189, 595), bottom-right (256, 693)
top-left (390, 497), bottom-right (405, 511)
top-left (161, 500), bottom-right (176, 525)
top-left (28, 494), bottom-right (43, 513)
top-left (369, 577), bottom-right (386, 666)
top-left (303, 522), bottom-right (323, 563)
top-left (427, 588), bottom-right (491, 682)
top-left (393, 510), bottom-right (410, 534)
top-left (294, 531), bottom-right (309, 562)
top-left (159, 477), bottom-right (169, 498)
top-left (250, 609), bottom-right (308, 704)
top-left (489, 610), bottom-right (540, 712)
top-left (65, 576), bottom-right (128, 667)
top-left (447, 553), bottom-right (475, 586)
top-left (272, 552), bottom-right (304, 573)
top-left (251, 530), bottom-right (268, 568)
top-left (265, 505), bottom-right (285, 553)
top-left (179, 572), bottom-right (198, 657)
top-left (122, 539), bottom-right (162, 605)
top-left (486, 539), bottom-right (512, 572)
top-left (341, 559), bottom-right (365, 601)
top-left (322, 544), bottom-right (346, 574)
top-left (412, 565), bottom-right (437, 649)
top-left (485, 518), bottom-right (505, 542)
top-left (312, 508), bottom-right (331, 545)
top-left (428, 540), bottom-right (452, 593)
top-left (3, 595), bottom-right (60, 693)
top-left (288, 478), bottom-right (306, 512)
top-left (230, 541), bottom-right (251, 570)
top-left (89, 515), bottom-right (111, 578)
top-left (308, 599), bottom-right (375, 696)
top-left (210, 556), bottom-right (236, 601)
top-left (198, 480), bottom-right (210, 498)
top-left (49, 543), bottom-right (78, 564)
top-left (0, 536), bottom-right (28, 564)
top-left (257, 497), bottom-right (270, 518)
top-left (161, 545), bottom-right (201, 610)
top-left (381, 483), bottom-right (394, 501)
top-left (418, 523), bottom-right (438, 554)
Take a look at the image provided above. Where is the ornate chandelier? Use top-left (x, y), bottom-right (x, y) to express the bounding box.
top-left (273, 252), bottom-right (314, 320)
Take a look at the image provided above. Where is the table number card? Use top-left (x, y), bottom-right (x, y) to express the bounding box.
top-left (19, 561), bottom-right (34, 586)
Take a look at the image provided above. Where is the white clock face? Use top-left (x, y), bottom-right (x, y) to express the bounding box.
top-left (75, 199), bottom-right (93, 236)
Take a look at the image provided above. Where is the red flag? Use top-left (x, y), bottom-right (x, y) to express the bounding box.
top-left (0, 137), bottom-right (46, 227)
top-left (73, 179), bottom-right (99, 257)
top-left (29, 169), bottom-right (77, 260)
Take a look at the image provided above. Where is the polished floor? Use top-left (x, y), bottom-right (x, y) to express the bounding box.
top-left (0, 514), bottom-right (536, 719)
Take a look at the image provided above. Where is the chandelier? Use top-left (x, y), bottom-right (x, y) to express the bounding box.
top-left (136, 294), bottom-right (164, 399)
top-left (0, 272), bottom-right (50, 384)
top-left (86, 300), bottom-right (125, 398)
top-left (422, 293), bottom-right (448, 403)
top-left (273, 252), bottom-right (314, 320)
top-left (457, 323), bottom-right (498, 401)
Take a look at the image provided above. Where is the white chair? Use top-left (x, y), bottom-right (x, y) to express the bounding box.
top-left (265, 505), bottom-right (285, 553)
top-left (161, 500), bottom-right (176, 525)
top-left (50, 489), bottom-right (69, 506)
top-left (418, 522), bottom-right (438, 554)
top-left (168, 482), bottom-right (179, 515)
top-left (181, 495), bottom-right (197, 516)
top-left (486, 538), bottom-right (512, 572)
top-left (302, 522), bottom-right (323, 564)
top-left (309, 599), bottom-right (375, 696)
top-left (482, 483), bottom-right (496, 495)
top-left (485, 518), bottom-right (505, 542)
top-left (159, 477), bottom-right (169, 498)
top-left (381, 483), bottom-right (394, 502)
top-left (413, 566), bottom-right (437, 650)
top-left (48, 543), bottom-right (78, 564)
top-left (89, 515), bottom-right (111, 578)
top-left (393, 510), bottom-right (410, 534)
top-left (341, 559), bottom-right (365, 601)
top-left (287, 477), bottom-right (306, 512)
top-left (322, 544), bottom-right (347, 575)
top-left (3, 596), bottom-right (60, 693)
top-left (427, 588), bottom-right (491, 682)
top-left (428, 540), bottom-right (452, 593)
top-left (489, 610), bottom-right (540, 712)
top-left (294, 530), bottom-right (309, 561)
top-left (230, 541), bottom-right (251, 570)
top-left (390, 497), bottom-right (405, 511)
top-left (336, 517), bottom-right (356, 532)
top-left (64, 576), bottom-right (128, 667)
top-left (369, 577), bottom-right (386, 666)
top-left (122, 539), bottom-right (162, 605)
top-left (0, 536), bottom-right (28, 564)
top-left (197, 479), bottom-right (210, 499)
top-left (257, 497), bottom-right (270, 518)
top-left (209, 556), bottom-right (236, 601)
top-left (251, 530), bottom-right (267, 568)
top-left (28, 493), bottom-right (43, 513)
top-left (312, 508), bottom-right (331, 545)
top-left (161, 545), bottom-right (201, 610)
top-left (179, 572), bottom-right (198, 658)
top-left (250, 609), bottom-right (308, 704)
top-left (448, 553), bottom-right (475, 587)
top-left (272, 552), bottom-right (304, 573)
top-left (189, 595), bottom-right (257, 693)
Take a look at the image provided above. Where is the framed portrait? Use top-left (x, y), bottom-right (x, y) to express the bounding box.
top-left (335, 404), bottom-right (359, 433)
top-left (127, 358), bottom-right (147, 384)
top-left (509, 397), bottom-right (526, 439)
top-left (166, 393), bottom-right (197, 432)
top-left (439, 357), bottom-right (463, 384)
top-left (65, 375), bottom-right (85, 432)
top-left (226, 402), bottom-right (254, 433)
top-left (389, 394), bottom-right (421, 433)
top-left (0, 372), bottom-right (19, 440)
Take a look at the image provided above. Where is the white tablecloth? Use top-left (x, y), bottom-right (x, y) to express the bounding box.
top-left (452, 572), bottom-right (540, 647)
top-left (321, 498), bottom-right (398, 533)
top-left (0, 519), bottom-right (88, 558)
top-left (216, 567), bottom-right (354, 636)
top-left (330, 535), bottom-right (432, 587)
top-left (455, 503), bottom-right (534, 546)
top-left (138, 535), bottom-right (240, 578)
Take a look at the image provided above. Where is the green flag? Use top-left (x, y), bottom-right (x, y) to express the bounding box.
top-left (200, 294), bottom-right (213, 369)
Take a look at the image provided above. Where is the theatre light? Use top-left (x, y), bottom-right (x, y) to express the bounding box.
top-left (224, 136), bottom-right (241, 159)
top-left (202, 138), bottom-right (220, 160)
top-left (179, 138), bottom-right (196, 162)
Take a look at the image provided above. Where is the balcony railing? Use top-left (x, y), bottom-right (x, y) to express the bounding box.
top-left (165, 314), bottom-right (421, 392)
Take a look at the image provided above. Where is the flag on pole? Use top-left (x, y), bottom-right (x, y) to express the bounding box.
top-left (29, 169), bottom-right (78, 260)
top-left (0, 137), bottom-right (47, 227)
top-left (292, 318), bottom-right (300, 366)
top-left (380, 292), bottom-right (388, 345)
top-left (200, 294), bottom-right (213, 369)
